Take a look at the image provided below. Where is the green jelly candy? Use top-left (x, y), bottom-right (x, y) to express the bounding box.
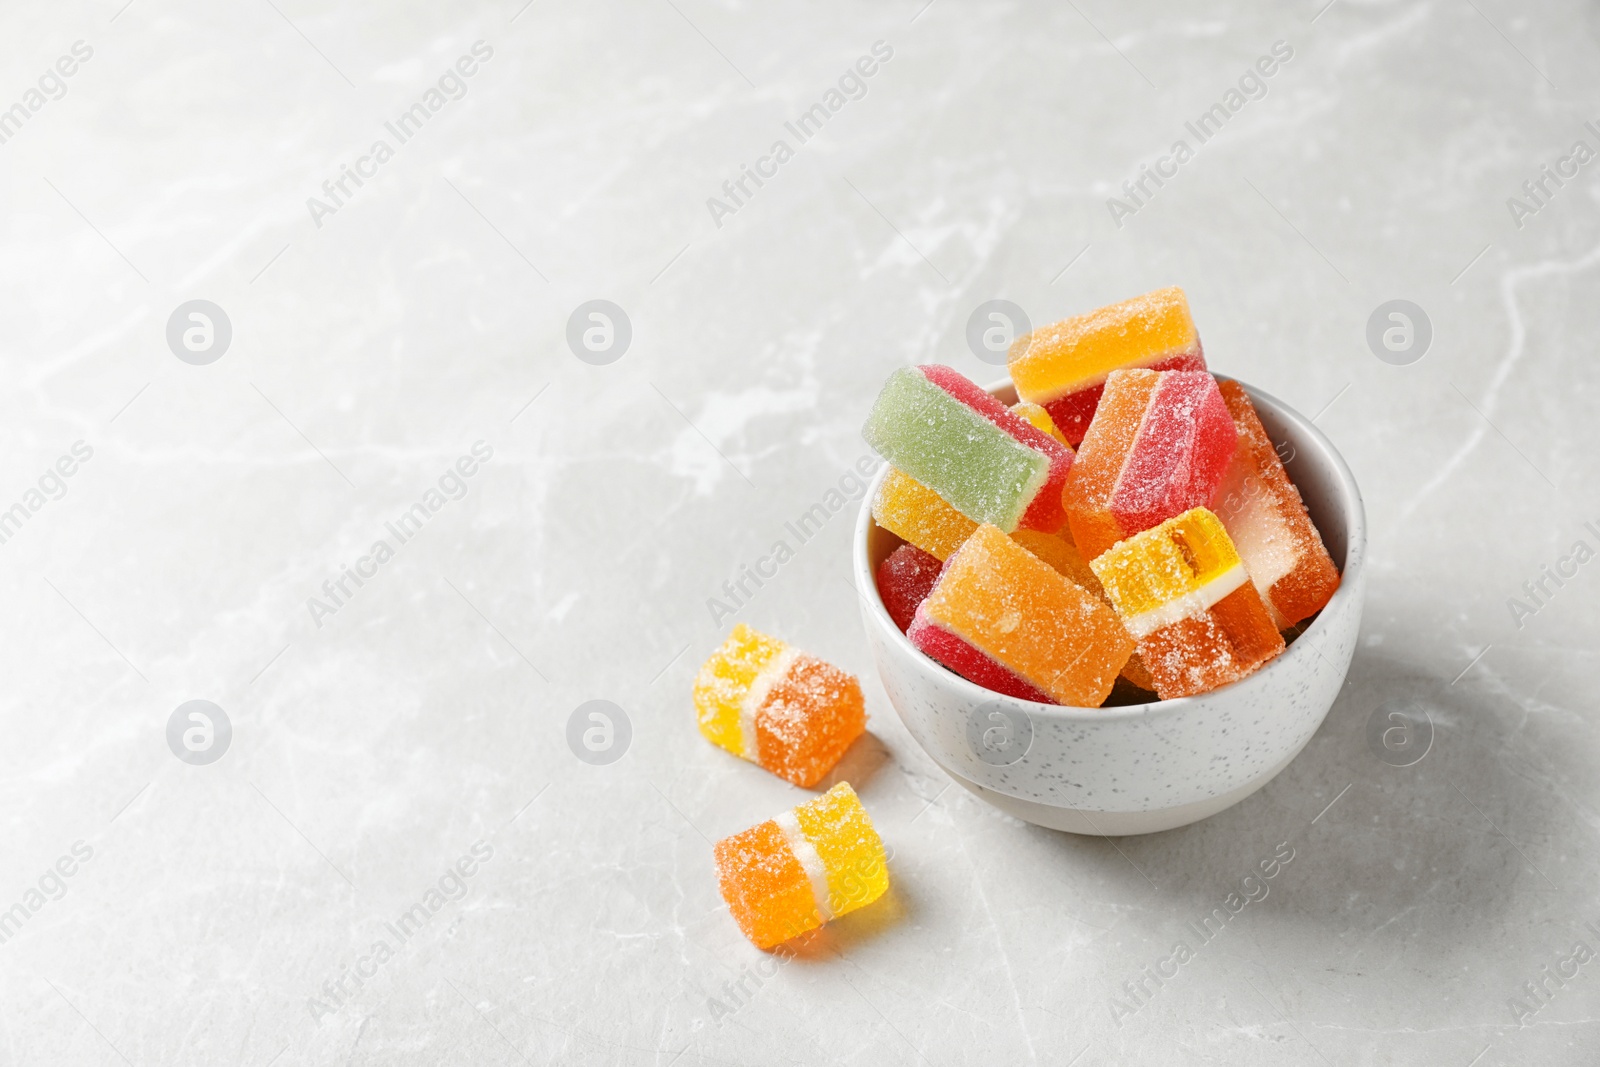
top-left (862, 367), bottom-right (1048, 532)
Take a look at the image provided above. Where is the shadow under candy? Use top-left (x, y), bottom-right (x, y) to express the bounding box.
top-left (815, 729), bottom-right (894, 793)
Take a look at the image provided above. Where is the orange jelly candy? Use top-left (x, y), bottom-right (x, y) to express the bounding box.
top-left (912, 524), bottom-right (1133, 706)
top-left (1090, 507), bottom-right (1285, 699)
top-left (714, 782), bottom-right (889, 949)
top-left (693, 625), bottom-right (866, 787)
top-left (1212, 381), bottom-right (1341, 628)
top-left (1009, 528), bottom-right (1156, 692)
top-left (1008, 286), bottom-right (1206, 445)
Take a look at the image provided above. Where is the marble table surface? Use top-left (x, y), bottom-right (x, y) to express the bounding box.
top-left (4, 0), bottom-right (1600, 1063)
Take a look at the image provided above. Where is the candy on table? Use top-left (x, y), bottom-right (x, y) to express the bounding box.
top-left (862, 365), bottom-right (1072, 533)
top-left (693, 624), bottom-right (866, 787)
top-left (1089, 507), bottom-right (1285, 699)
top-left (1063, 368), bottom-right (1237, 562)
top-left (909, 524), bottom-right (1134, 706)
top-left (871, 467), bottom-right (977, 561)
top-left (1008, 286), bottom-right (1207, 446)
top-left (1008, 529), bottom-right (1158, 693)
top-left (875, 542), bottom-right (944, 633)
top-left (1212, 380), bottom-right (1341, 628)
top-left (714, 781), bottom-right (889, 949)
top-left (1011, 400), bottom-right (1071, 448)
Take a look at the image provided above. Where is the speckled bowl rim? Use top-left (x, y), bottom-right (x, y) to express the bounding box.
top-left (851, 373), bottom-right (1367, 724)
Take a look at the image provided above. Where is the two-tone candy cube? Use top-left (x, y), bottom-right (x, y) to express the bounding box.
top-left (909, 523), bottom-right (1134, 706)
top-left (1063, 367), bottom-right (1236, 561)
top-left (1212, 380), bottom-right (1340, 628)
top-left (1089, 507), bottom-right (1285, 699)
top-left (714, 783), bottom-right (888, 949)
top-left (693, 624), bottom-right (866, 788)
top-left (1008, 285), bottom-right (1207, 445)
top-left (862, 364), bottom-right (1072, 534)
top-left (697, 631), bottom-right (890, 949)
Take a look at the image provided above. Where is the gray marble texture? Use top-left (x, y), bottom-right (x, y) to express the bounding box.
top-left (2, 0), bottom-right (1598, 1063)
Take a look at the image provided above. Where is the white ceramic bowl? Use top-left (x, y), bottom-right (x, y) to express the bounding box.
top-left (853, 377), bottom-right (1366, 835)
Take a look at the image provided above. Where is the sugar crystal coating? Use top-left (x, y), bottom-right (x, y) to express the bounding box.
top-left (1090, 506), bottom-right (1241, 621)
top-left (1212, 380), bottom-right (1341, 628)
top-left (1010, 529), bottom-right (1100, 594)
top-left (714, 782), bottom-right (889, 949)
top-left (713, 819), bottom-right (816, 949)
top-left (907, 602), bottom-right (1056, 703)
top-left (920, 365), bottom-right (1073, 532)
top-left (914, 524), bottom-right (1134, 706)
top-left (756, 654), bottom-right (866, 787)
top-left (1090, 508), bottom-right (1284, 698)
top-left (873, 472), bottom-right (1145, 687)
top-left (1009, 286), bottom-right (1206, 445)
top-left (1112, 371), bottom-right (1236, 533)
top-left (862, 365), bottom-right (1070, 532)
top-left (1009, 528), bottom-right (1156, 692)
top-left (793, 781), bottom-right (890, 916)
top-left (692, 623), bottom-right (783, 757)
top-left (1064, 368), bottom-right (1236, 561)
top-left (872, 467), bottom-right (978, 561)
top-left (693, 624), bottom-right (865, 786)
top-left (875, 542), bottom-right (944, 632)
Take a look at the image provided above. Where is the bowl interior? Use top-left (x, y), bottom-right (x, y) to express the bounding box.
top-left (859, 375), bottom-right (1365, 712)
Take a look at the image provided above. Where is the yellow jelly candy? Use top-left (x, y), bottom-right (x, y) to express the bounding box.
top-left (714, 783), bottom-right (889, 949)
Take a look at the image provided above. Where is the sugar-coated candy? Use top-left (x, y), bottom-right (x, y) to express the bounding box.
top-left (870, 408), bottom-right (1074, 561)
top-left (874, 497), bottom-right (1155, 688)
top-left (862, 365), bottom-right (1072, 533)
top-left (910, 524), bottom-right (1134, 706)
top-left (693, 624), bottom-right (866, 787)
top-left (1212, 381), bottom-right (1341, 628)
top-left (873, 475), bottom-right (1149, 689)
top-left (714, 782), bottom-right (889, 949)
top-left (875, 543), bottom-right (943, 632)
top-left (871, 467), bottom-right (978, 561)
top-left (1008, 286), bottom-right (1207, 445)
top-left (1009, 529), bottom-right (1157, 692)
top-left (1063, 368), bottom-right (1236, 562)
top-left (1090, 508), bottom-right (1285, 699)
top-left (908, 605), bottom-right (1055, 703)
